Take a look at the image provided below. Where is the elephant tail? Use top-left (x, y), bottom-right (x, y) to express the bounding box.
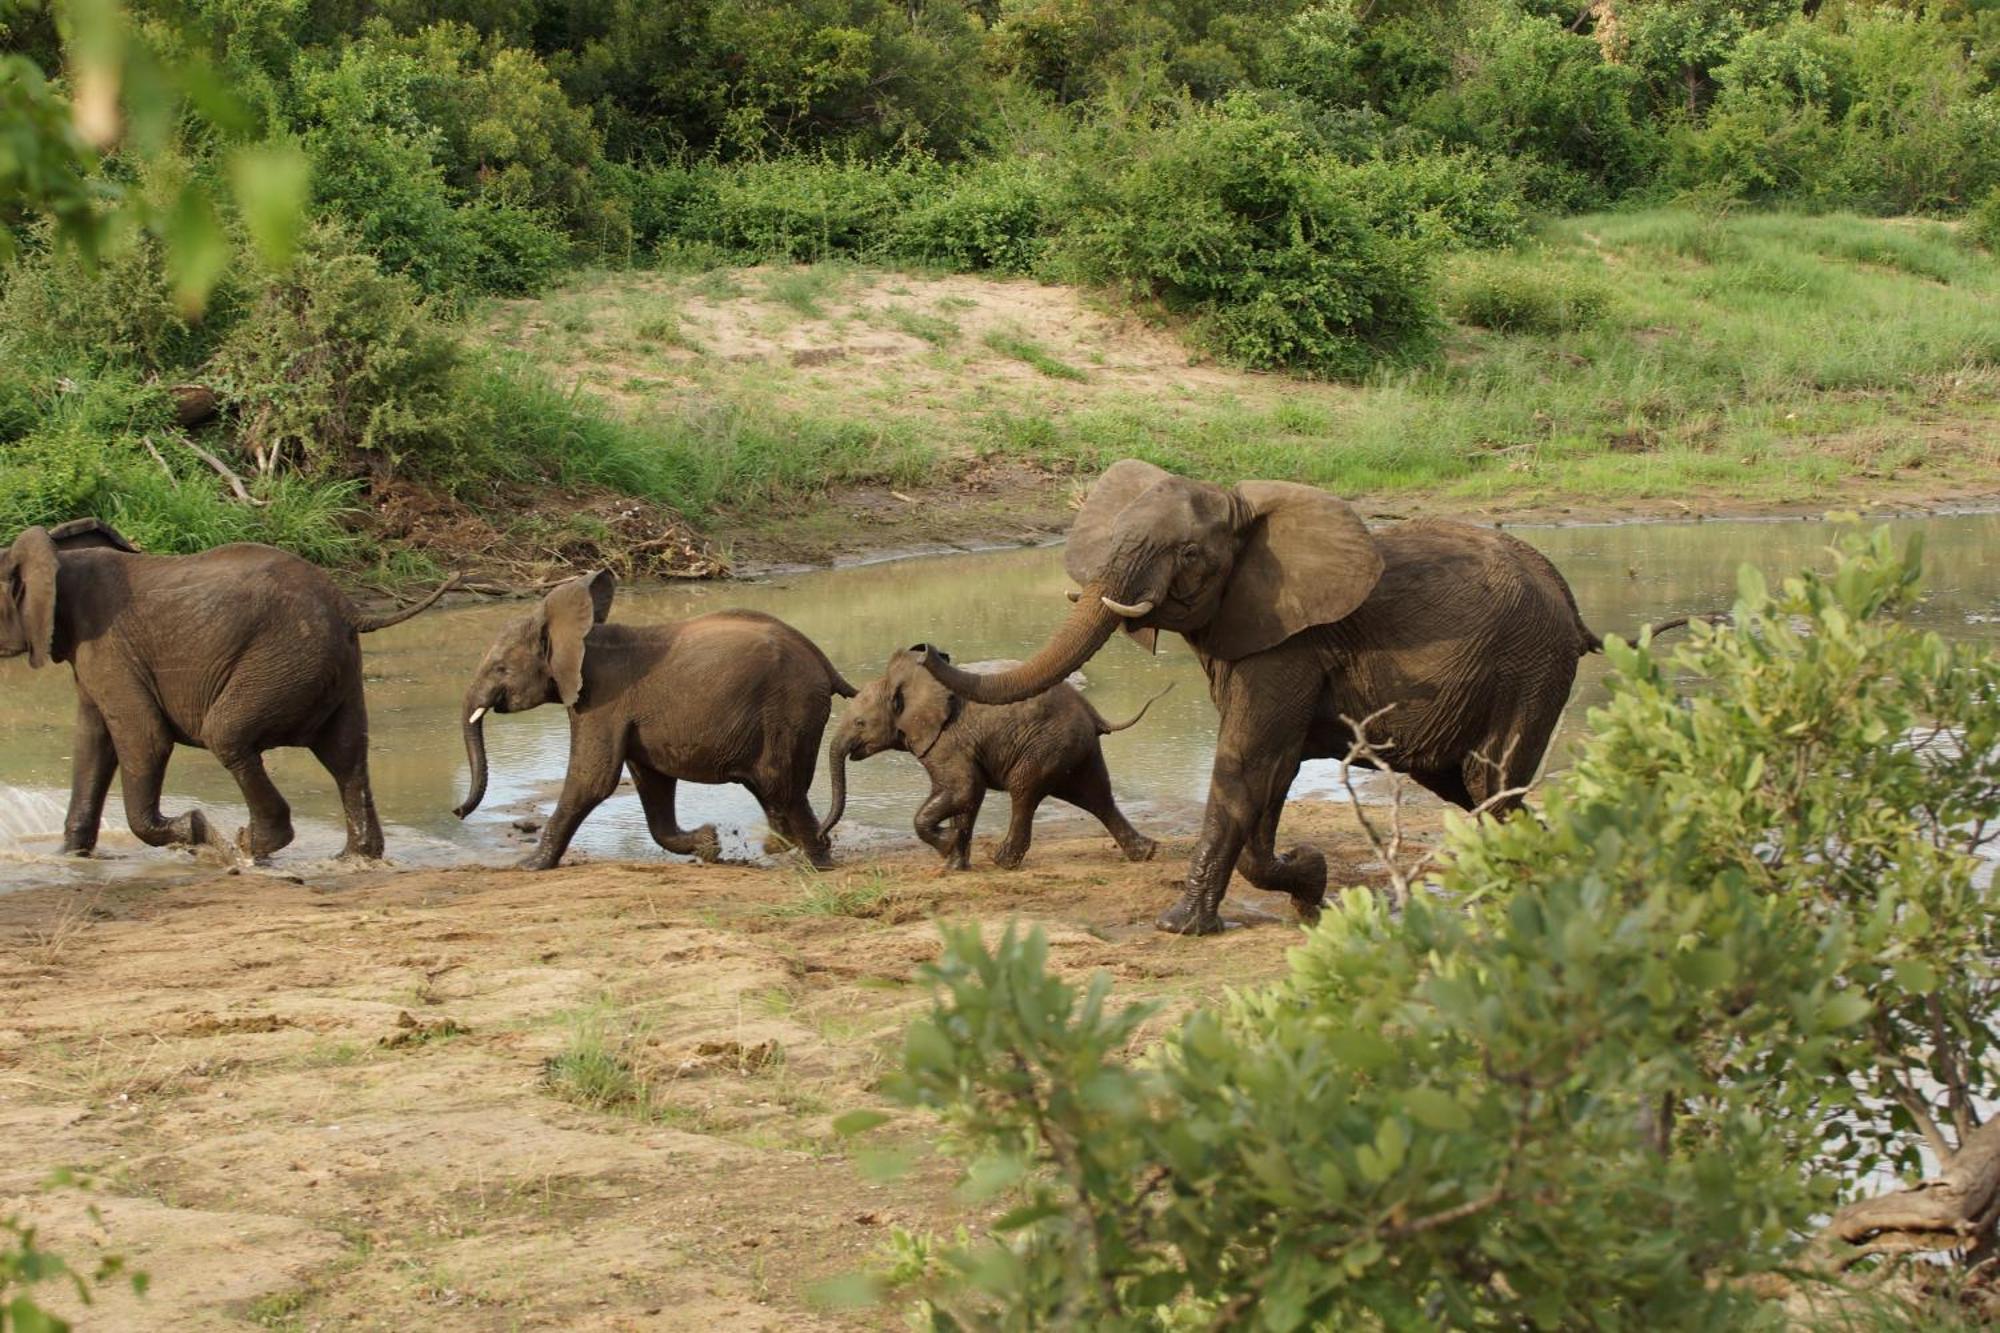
top-left (351, 574), bottom-right (462, 633)
top-left (796, 634), bottom-right (857, 697)
top-left (1093, 682), bottom-right (1175, 735)
top-left (1583, 613), bottom-right (1729, 654)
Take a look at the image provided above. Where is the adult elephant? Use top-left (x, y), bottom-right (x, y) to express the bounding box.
top-left (0, 519), bottom-right (455, 861)
top-left (918, 459), bottom-right (1680, 936)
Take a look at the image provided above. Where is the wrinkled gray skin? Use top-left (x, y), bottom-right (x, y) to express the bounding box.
top-left (0, 519), bottom-right (455, 861)
top-left (920, 459), bottom-right (1690, 936)
top-left (821, 649), bottom-right (1165, 870)
top-left (454, 572), bottom-right (856, 870)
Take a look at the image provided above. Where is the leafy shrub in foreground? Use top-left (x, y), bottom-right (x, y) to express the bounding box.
top-left (1971, 186), bottom-right (2000, 252)
top-left (874, 529), bottom-right (2000, 1327)
top-left (1058, 96), bottom-right (1438, 376)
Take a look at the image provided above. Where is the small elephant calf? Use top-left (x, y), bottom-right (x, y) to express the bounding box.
top-left (820, 647), bottom-right (1166, 870)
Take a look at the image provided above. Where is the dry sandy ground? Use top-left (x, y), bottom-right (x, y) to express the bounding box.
top-left (0, 802), bottom-right (1417, 1330)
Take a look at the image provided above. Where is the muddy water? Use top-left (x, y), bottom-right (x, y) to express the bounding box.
top-left (3, 513), bottom-right (1996, 890)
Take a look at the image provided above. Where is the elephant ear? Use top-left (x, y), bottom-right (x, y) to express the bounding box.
top-left (47, 518), bottom-right (138, 552)
top-left (1063, 458), bottom-right (1174, 588)
top-left (543, 571), bottom-right (611, 707)
top-left (1201, 482), bottom-right (1383, 661)
top-left (7, 527), bottom-right (59, 669)
top-left (892, 652), bottom-right (958, 759)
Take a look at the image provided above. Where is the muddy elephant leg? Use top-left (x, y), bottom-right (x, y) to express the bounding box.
top-left (310, 699), bottom-right (384, 860)
top-left (112, 720), bottom-right (217, 851)
top-left (991, 784), bottom-right (1046, 870)
top-left (951, 788), bottom-right (984, 869)
top-left (629, 764), bottom-right (719, 862)
top-left (521, 730), bottom-right (621, 871)
top-left (1460, 711), bottom-right (1557, 817)
top-left (756, 783), bottom-right (834, 871)
top-left (61, 697), bottom-right (117, 856)
top-left (212, 743), bottom-right (296, 861)
top-left (1055, 752), bottom-right (1156, 864)
top-left (914, 783), bottom-right (971, 869)
top-left (1158, 676), bottom-right (1315, 937)
top-left (1239, 789), bottom-right (1326, 924)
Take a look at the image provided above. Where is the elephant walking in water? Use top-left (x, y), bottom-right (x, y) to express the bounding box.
top-left (0, 519), bottom-right (455, 861)
top-left (819, 648), bottom-right (1168, 870)
top-left (918, 459), bottom-right (1691, 936)
top-left (453, 571), bottom-right (855, 869)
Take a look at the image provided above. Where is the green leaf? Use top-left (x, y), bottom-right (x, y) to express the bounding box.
top-left (164, 185), bottom-right (229, 317)
top-left (804, 1271), bottom-right (883, 1312)
top-left (958, 1152), bottom-right (1028, 1203)
top-left (1403, 1086), bottom-right (1472, 1133)
top-left (1891, 960), bottom-right (1939, 995)
top-left (832, 1109), bottom-right (890, 1137)
top-left (1820, 990), bottom-right (1873, 1030)
top-left (229, 144), bottom-right (310, 269)
top-left (991, 1199), bottom-right (1064, 1232)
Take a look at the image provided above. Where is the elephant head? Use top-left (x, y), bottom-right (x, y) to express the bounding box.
top-left (454, 570), bottom-right (614, 819)
top-left (820, 649), bottom-right (959, 837)
top-left (921, 459), bottom-right (1384, 705)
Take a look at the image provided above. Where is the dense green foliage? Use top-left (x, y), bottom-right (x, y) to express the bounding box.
top-left (867, 529), bottom-right (2000, 1327)
top-left (5, 0), bottom-right (2000, 567)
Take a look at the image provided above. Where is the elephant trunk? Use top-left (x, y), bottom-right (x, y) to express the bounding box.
top-left (819, 715), bottom-right (861, 839)
top-left (453, 688), bottom-right (494, 820)
top-left (919, 590), bottom-right (1123, 705)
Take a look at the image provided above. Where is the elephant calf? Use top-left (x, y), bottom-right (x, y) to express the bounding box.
top-left (453, 572), bottom-right (855, 869)
top-left (820, 648), bottom-right (1166, 870)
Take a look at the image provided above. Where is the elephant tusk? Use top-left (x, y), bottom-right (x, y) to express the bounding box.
top-left (467, 706), bottom-right (487, 725)
top-left (1100, 595), bottom-right (1155, 618)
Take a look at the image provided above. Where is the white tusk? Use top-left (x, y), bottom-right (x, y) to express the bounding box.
top-left (1100, 595), bottom-right (1155, 618)
top-left (467, 707), bottom-right (487, 725)
top-left (1065, 589), bottom-right (1081, 603)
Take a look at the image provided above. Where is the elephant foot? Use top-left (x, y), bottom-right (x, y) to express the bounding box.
top-left (236, 821), bottom-right (296, 863)
top-left (1154, 888), bottom-right (1226, 937)
top-left (690, 825), bottom-right (721, 863)
top-left (990, 848), bottom-right (1025, 871)
top-left (60, 835), bottom-right (97, 858)
top-left (1121, 836), bottom-right (1159, 864)
top-left (514, 849), bottom-right (562, 871)
top-left (183, 810), bottom-right (229, 853)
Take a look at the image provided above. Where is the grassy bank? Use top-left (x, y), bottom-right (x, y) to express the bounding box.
top-left (5, 208), bottom-right (1996, 582)
top-left (470, 207), bottom-right (2000, 564)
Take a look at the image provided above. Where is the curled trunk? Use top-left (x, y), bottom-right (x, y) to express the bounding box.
top-left (819, 716), bottom-right (859, 839)
top-left (921, 594), bottom-right (1122, 705)
top-left (453, 695), bottom-right (491, 819)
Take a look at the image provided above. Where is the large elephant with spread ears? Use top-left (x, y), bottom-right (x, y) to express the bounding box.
top-left (918, 459), bottom-right (1674, 936)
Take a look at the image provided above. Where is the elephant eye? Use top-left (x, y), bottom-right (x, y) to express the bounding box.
top-left (891, 687), bottom-right (904, 715)
top-left (1179, 542), bottom-right (1200, 564)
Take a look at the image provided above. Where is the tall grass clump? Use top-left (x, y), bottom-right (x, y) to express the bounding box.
top-left (1444, 254), bottom-right (1612, 334)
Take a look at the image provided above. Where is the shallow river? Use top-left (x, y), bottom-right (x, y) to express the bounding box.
top-left (2, 512), bottom-right (1996, 891)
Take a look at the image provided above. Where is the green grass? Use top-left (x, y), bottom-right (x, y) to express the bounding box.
top-left (540, 1009), bottom-right (654, 1117)
top-left (982, 328), bottom-right (1088, 381)
top-left (760, 870), bottom-right (917, 920)
top-left (881, 304), bottom-right (960, 346)
top-left (760, 263), bottom-right (846, 317)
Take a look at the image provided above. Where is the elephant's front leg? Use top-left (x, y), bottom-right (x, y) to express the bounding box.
top-left (1157, 674), bottom-right (1312, 936)
top-left (521, 726), bottom-right (621, 870)
top-left (913, 780), bottom-right (971, 870)
top-left (61, 698), bottom-right (117, 856)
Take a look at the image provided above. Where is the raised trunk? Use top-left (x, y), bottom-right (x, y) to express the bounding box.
top-left (453, 692), bottom-right (492, 819)
top-left (921, 593), bottom-right (1123, 705)
top-left (819, 716), bottom-right (859, 838)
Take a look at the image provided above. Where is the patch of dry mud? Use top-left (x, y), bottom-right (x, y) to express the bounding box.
top-left (0, 804), bottom-right (1415, 1329)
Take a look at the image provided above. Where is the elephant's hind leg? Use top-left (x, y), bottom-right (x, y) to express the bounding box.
top-left (311, 702), bottom-right (384, 860)
top-left (630, 764), bottom-right (719, 862)
top-left (1239, 792), bottom-right (1326, 924)
top-left (991, 784), bottom-right (1046, 870)
top-left (1055, 753), bottom-right (1156, 864)
top-left (61, 698), bottom-right (117, 855)
top-left (212, 744), bottom-right (296, 860)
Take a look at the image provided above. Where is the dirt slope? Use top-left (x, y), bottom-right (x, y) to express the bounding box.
top-left (0, 801), bottom-right (1413, 1330)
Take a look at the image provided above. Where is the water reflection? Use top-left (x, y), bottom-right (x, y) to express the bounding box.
top-left (2, 512), bottom-right (1995, 889)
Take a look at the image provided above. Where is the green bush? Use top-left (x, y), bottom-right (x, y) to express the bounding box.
top-left (0, 224), bottom-right (246, 373)
top-left (1971, 186), bottom-right (2000, 251)
top-left (1058, 96), bottom-right (1439, 376)
top-left (1444, 254), bottom-right (1612, 333)
top-left (207, 226), bottom-right (468, 482)
top-left (872, 529), bottom-right (2000, 1326)
top-left (889, 159), bottom-right (1053, 274)
top-left (1343, 149), bottom-right (1528, 251)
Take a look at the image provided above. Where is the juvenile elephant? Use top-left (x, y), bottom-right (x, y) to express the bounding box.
top-left (0, 519), bottom-right (455, 860)
top-left (453, 571), bottom-right (855, 870)
top-left (820, 648), bottom-right (1166, 870)
top-left (919, 459), bottom-right (1694, 935)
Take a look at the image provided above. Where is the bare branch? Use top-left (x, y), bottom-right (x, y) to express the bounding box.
top-left (175, 437), bottom-right (266, 506)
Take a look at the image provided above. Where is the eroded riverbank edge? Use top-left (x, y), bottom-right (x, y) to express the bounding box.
top-left (0, 802), bottom-right (1415, 1330)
